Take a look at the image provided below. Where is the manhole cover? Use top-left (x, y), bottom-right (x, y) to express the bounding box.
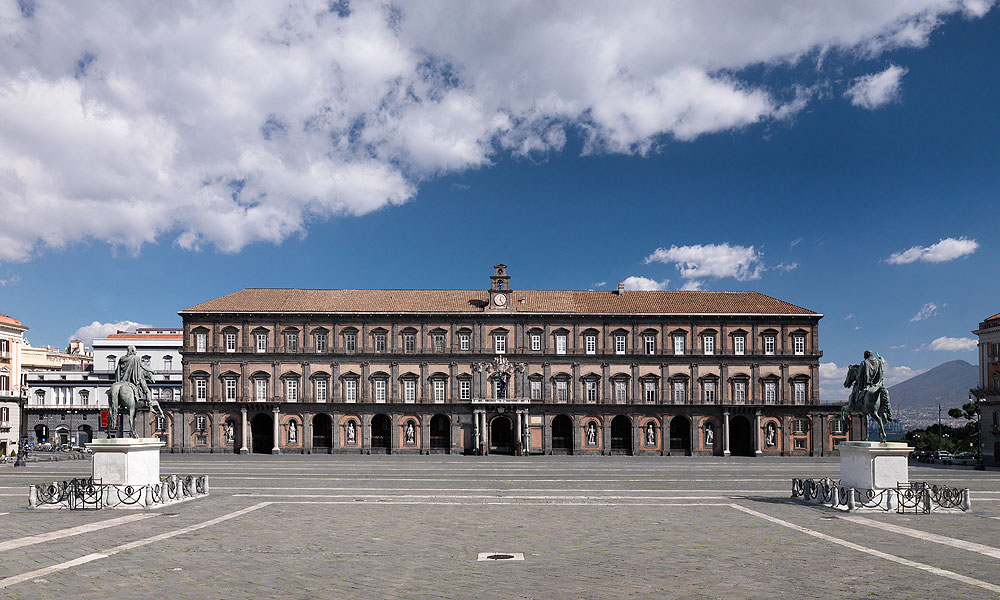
top-left (477, 552), bottom-right (524, 561)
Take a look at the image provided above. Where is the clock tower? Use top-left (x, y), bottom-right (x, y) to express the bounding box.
top-left (488, 264), bottom-right (512, 310)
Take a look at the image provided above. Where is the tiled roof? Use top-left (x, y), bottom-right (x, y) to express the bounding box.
top-left (182, 288), bottom-right (818, 316)
top-left (0, 312), bottom-right (23, 326)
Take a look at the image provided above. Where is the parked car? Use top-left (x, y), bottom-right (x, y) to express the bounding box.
top-left (932, 451), bottom-right (954, 465)
top-left (955, 451), bottom-right (975, 465)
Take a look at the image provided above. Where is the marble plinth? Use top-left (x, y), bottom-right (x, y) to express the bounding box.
top-left (838, 441), bottom-right (912, 490)
top-left (87, 438), bottom-right (165, 486)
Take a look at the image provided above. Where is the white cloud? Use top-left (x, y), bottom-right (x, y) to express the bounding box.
top-left (774, 262), bottom-right (799, 272)
top-left (886, 237), bottom-right (979, 264)
top-left (790, 238), bottom-right (803, 247)
top-left (0, 273), bottom-right (19, 286)
top-left (910, 302), bottom-right (942, 322)
top-left (644, 243), bottom-right (763, 286)
top-left (844, 314), bottom-right (855, 320)
top-left (680, 280), bottom-right (704, 291)
top-left (0, 1), bottom-right (991, 262)
top-left (844, 64), bottom-right (909, 110)
top-left (889, 344), bottom-right (907, 350)
top-left (820, 362), bottom-right (847, 381)
top-left (927, 336), bottom-right (978, 351)
top-left (622, 276), bottom-right (669, 291)
top-left (70, 320), bottom-right (149, 346)
top-left (885, 364), bottom-right (924, 385)
top-left (591, 281), bottom-right (607, 288)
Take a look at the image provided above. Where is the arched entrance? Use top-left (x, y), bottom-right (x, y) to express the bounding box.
top-left (670, 416), bottom-right (691, 456)
top-left (610, 415), bottom-right (632, 455)
top-left (371, 414), bottom-right (391, 453)
top-left (312, 414), bottom-right (332, 453)
top-left (551, 414), bottom-right (573, 453)
top-left (77, 425), bottom-right (92, 445)
top-left (250, 413), bottom-right (273, 454)
top-left (730, 415), bottom-right (754, 457)
top-left (34, 424), bottom-right (48, 443)
top-left (56, 427), bottom-right (69, 446)
top-left (430, 414), bottom-right (450, 451)
top-left (489, 416), bottom-right (514, 454)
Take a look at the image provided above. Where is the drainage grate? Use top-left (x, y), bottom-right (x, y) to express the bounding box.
top-left (477, 552), bottom-right (524, 561)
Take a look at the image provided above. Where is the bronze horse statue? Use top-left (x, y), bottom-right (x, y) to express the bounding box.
top-left (841, 362), bottom-right (893, 443)
top-left (106, 372), bottom-right (166, 437)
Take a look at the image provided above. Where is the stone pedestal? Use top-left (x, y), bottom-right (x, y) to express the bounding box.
top-left (838, 441), bottom-right (912, 490)
top-left (87, 438), bottom-right (165, 486)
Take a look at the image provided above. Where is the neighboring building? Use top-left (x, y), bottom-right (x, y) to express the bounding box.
top-left (173, 264), bottom-right (853, 455)
top-left (974, 312), bottom-right (1000, 463)
top-left (0, 313), bottom-right (28, 456)
top-left (25, 328), bottom-right (182, 445)
top-left (20, 340), bottom-right (92, 372)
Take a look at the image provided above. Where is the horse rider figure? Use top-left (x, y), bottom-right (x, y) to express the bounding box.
top-left (843, 350), bottom-right (893, 442)
top-left (106, 345), bottom-right (165, 437)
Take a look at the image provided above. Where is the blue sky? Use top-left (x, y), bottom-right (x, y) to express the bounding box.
top-left (0, 1), bottom-right (996, 403)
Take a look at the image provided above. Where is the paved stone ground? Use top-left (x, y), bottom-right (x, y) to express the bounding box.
top-left (1, 455), bottom-right (999, 599)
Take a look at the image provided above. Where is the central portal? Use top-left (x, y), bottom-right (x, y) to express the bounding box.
top-left (489, 416), bottom-right (513, 455)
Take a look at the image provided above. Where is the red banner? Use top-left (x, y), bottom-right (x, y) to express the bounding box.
top-left (100, 410), bottom-right (109, 428)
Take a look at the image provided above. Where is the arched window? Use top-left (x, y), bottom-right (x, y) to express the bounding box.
top-left (80, 390), bottom-right (90, 406)
top-left (163, 355), bottom-right (174, 370)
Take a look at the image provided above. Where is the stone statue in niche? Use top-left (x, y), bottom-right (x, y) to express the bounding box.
top-left (646, 422), bottom-right (656, 446)
top-left (288, 420), bottom-right (297, 443)
top-left (586, 422), bottom-right (597, 446)
top-left (405, 421), bottom-right (415, 445)
top-left (346, 421), bottom-right (357, 445)
top-left (225, 421), bottom-right (235, 444)
top-left (765, 422), bottom-right (777, 448)
top-left (705, 423), bottom-right (714, 446)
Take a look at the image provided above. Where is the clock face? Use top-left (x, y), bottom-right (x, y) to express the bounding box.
top-left (494, 293), bottom-right (507, 306)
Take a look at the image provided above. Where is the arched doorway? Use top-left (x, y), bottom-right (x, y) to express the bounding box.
top-left (730, 415), bottom-right (754, 456)
top-left (250, 413), bottom-right (273, 454)
top-left (77, 425), bottom-right (92, 445)
top-left (670, 416), bottom-right (691, 456)
top-left (610, 415), bottom-right (632, 455)
top-left (34, 424), bottom-right (48, 444)
top-left (430, 414), bottom-right (450, 451)
top-left (371, 414), bottom-right (391, 453)
top-left (551, 414), bottom-right (573, 453)
top-left (312, 414), bottom-right (332, 453)
top-left (489, 416), bottom-right (513, 454)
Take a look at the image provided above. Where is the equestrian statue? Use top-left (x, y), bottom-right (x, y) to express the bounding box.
top-left (841, 350), bottom-right (893, 443)
top-left (106, 344), bottom-right (166, 437)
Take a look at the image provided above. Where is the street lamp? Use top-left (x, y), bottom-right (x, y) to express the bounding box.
top-left (13, 385), bottom-right (27, 467)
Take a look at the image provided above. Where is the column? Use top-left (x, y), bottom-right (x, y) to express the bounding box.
top-left (272, 406), bottom-right (281, 454)
top-left (631, 363), bottom-right (640, 404)
top-left (473, 410), bottom-right (481, 454)
top-left (723, 411), bottom-right (731, 457)
top-left (751, 363), bottom-right (760, 404)
top-left (571, 362), bottom-right (580, 403)
top-left (240, 361), bottom-right (248, 401)
top-left (754, 410), bottom-right (762, 456)
top-left (420, 362), bottom-right (428, 403)
top-left (303, 414), bottom-right (313, 454)
top-left (481, 411), bottom-right (489, 455)
top-left (720, 363), bottom-right (728, 404)
top-left (332, 363), bottom-right (340, 402)
top-left (210, 361), bottom-right (219, 402)
top-left (301, 362), bottom-right (311, 402)
top-left (271, 361), bottom-right (279, 400)
top-left (689, 364), bottom-right (699, 404)
top-left (602, 363), bottom-right (611, 404)
top-left (178, 409), bottom-right (186, 453)
top-left (780, 363), bottom-right (789, 405)
top-left (240, 407), bottom-right (248, 454)
top-left (515, 411), bottom-right (522, 455)
top-left (361, 362), bottom-right (370, 402)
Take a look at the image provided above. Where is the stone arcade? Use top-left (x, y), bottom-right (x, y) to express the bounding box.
top-left (160, 264), bottom-right (854, 455)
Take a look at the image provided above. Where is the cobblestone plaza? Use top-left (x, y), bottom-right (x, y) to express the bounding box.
top-left (2, 456), bottom-right (1000, 598)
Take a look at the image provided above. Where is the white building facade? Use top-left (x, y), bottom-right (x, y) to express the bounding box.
top-left (0, 313), bottom-right (28, 456)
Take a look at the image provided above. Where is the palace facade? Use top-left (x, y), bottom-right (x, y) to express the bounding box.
top-left (168, 265), bottom-right (858, 456)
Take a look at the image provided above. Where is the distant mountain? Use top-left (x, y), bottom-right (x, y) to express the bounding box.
top-left (889, 359), bottom-right (978, 414)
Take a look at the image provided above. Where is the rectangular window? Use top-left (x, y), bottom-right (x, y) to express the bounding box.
top-left (432, 334), bottom-right (445, 352)
top-left (433, 379), bottom-right (445, 403)
top-left (196, 415), bottom-right (206, 431)
top-left (164, 356), bottom-right (173, 370)
top-left (673, 335), bottom-right (685, 355)
top-left (460, 379), bottom-right (471, 400)
top-left (734, 335), bottom-right (745, 355)
top-left (764, 336), bottom-right (775, 355)
top-left (673, 381), bottom-right (685, 404)
top-left (615, 380), bottom-right (627, 403)
top-left (374, 333), bottom-right (386, 353)
top-left (255, 379), bottom-right (268, 402)
top-left (615, 335), bottom-right (626, 355)
top-left (556, 381), bottom-right (568, 402)
top-left (460, 333), bottom-right (470, 351)
top-left (703, 335), bottom-right (714, 355)
top-left (644, 335), bottom-right (656, 355)
top-left (195, 378), bottom-right (207, 401)
top-left (495, 334), bottom-right (506, 354)
top-left (734, 381), bottom-right (746, 404)
top-left (831, 418), bottom-right (844, 434)
top-left (531, 334), bottom-right (541, 351)
top-left (195, 333), bottom-right (207, 352)
top-left (585, 335), bottom-right (596, 355)
top-left (285, 379), bottom-right (297, 402)
top-left (794, 335), bottom-right (805, 355)
top-left (315, 333), bottom-right (327, 352)
top-left (555, 335), bottom-right (567, 355)
top-left (530, 380), bottom-right (541, 400)
top-left (644, 381), bottom-right (657, 403)
top-left (794, 437), bottom-right (807, 450)
top-left (585, 380), bottom-right (597, 403)
top-left (765, 381), bottom-right (776, 404)
top-left (344, 379), bottom-right (357, 403)
top-left (703, 381), bottom-right (716, 403)
top-left (345, 333), bottom-right (357, 352)
top-left (285, 332), bottom-right (298, 351)
top-left (315, 379), bottom-right (328, 402)
top-left (225, 378), bottom-right (237, 402)
top-left (793, 419), bottom-right (806, 434)
top-left (225, 333), bottom-right (237, 353)
top-left (404, 334), bottom-right (416, 353)
top-left (403, 379), bottom-right (416, 403)
top-left (794, 382), bottom-right (806, 404)
top-left (374, 379), bottom-right (386, 403)
top-left (256, 333), bottom-right (267, 353)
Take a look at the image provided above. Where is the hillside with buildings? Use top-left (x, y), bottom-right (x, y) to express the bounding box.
top-left (888, 360), bottom-right (979, 430)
